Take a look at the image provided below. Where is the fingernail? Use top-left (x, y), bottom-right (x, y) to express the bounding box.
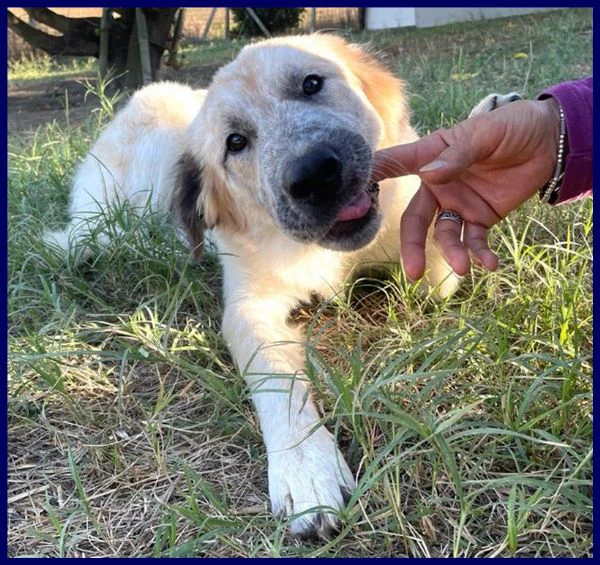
top-left (419, 159), bottom-right (446, 173)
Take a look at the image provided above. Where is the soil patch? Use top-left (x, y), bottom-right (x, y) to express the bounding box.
top-left (8, 62), bottom-right (223, 137)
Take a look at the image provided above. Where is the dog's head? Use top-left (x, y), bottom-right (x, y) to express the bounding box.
top-left (175, 34), bottom-right (411, 258)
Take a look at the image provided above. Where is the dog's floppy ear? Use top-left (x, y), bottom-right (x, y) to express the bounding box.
top-left (173, 153), bottom-right (244, 260)
top-left (324, 36), bottom-right (411, 146)
top-left (173, 153), bottom-right (206, 260)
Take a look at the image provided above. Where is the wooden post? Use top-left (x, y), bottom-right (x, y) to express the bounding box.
top-left (135, 8), bottom-right (152, 85)
top-left (358, 8), bottom-right (366, 31)
top-left (167, 8), bottom-right (185, 68)
top-left (99, 8), bottom-right (110, 77)
top-left (125, 15), bottom-right (140, 88)
top-left (224, 7), bottom-right (230, 40)
top-left (310, 8), bottom-right (316, 33)
top-left (200, 7), bottom-right (217, 42)
top-left (245, 8), bottom-right (271, 38)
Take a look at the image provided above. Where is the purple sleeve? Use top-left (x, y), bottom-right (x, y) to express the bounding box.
top-left (536, 76), bottom-right (592, 204)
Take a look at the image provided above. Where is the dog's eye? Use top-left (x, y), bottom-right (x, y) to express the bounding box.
top-left (303, 75), bottom-right (323, 96)
top-left (226, 133), bottom-right (247, 152)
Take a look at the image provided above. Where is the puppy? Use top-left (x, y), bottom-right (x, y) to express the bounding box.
top-left (45, 34), bottom-right (512, 537)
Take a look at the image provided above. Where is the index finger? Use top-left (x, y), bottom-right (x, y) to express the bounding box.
top-left (371, 133), bottom-right (450, 183)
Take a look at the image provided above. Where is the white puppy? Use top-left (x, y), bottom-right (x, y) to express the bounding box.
top-left (45, 35), bottom-right (514, 537)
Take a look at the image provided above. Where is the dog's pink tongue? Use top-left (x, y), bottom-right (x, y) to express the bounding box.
top-left (335, 191), bottom-right (371, 222)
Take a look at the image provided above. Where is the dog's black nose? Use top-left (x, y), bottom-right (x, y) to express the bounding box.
top-left (284, 145), bottom-right (342, 204)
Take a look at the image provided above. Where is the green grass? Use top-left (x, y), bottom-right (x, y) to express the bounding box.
top-left (178, 38), bottom-right (251, 67)
top-left (356, 8), bottom-right (592, 132)
top-left (7, 8), bottom-right (592, 558)
top-left (8, 53), bottom-right (96, 84)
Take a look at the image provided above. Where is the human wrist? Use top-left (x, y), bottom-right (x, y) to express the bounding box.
top-left (538, 97), bottom-right (568, 204)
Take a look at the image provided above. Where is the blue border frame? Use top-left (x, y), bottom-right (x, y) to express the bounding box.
top-left (4, 4), bottom-right (595, 560)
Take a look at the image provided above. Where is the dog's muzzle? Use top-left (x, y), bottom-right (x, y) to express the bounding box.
top-left (265, 127), bottom-right (380, 251)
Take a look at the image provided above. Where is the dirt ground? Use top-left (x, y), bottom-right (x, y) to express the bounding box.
top-left (7, 62), bottom-right (222, 136)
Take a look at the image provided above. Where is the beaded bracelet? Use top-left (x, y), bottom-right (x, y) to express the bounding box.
top-left (539, 104), bottom-right (566, 204)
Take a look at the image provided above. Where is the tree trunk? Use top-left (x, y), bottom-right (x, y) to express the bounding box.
top-left (99, 9), bottom-right (110, 76)
top-left (107, 8), bottom-right (176, 90)
top-left (145, 8), bottom-right (178, 85)
top-left (358, 8), bottom-right (367, 31)
top-left (8, 9), bottom-right (99, 56)
top-left (166, 8), bottom-right (185, 68)
top-left (200, 8), bottom-right (217, 42)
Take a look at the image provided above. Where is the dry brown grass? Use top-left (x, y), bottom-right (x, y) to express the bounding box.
top-left (8, 361), bottom-right (272, 556)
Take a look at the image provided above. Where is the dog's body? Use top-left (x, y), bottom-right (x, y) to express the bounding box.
top-left (44, 34), bottom-right (519, 537)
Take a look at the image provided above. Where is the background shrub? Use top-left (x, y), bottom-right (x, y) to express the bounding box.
top-left (230, 8), bottom-right (306, 37)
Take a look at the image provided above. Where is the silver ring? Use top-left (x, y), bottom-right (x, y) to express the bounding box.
top-left (435, 209), bottom-right (463, 226)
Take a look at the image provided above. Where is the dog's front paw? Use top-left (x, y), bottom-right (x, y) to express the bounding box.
top-left (268, 426), bottom-right (355, 539)
top-left (469, 92), bottom-right (523, 118)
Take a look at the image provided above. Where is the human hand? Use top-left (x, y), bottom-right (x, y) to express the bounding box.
top-left (372, 98), bottom-right (561, 280)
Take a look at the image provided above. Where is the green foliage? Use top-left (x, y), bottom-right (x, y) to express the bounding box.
top-left (230, 8), bottom-right (306, 37)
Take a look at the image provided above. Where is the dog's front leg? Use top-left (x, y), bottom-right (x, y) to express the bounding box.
top-left (222, 295), bottom-right (354, 537)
